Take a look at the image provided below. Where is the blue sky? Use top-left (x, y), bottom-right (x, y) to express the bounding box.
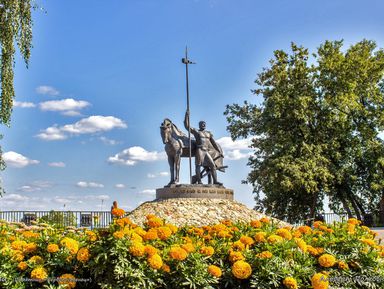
top-left (0, 0), bottom-right (383, 212)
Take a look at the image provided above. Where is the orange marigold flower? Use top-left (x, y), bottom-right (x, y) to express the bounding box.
top-left (250, 220), bottom-right (262, 228)
top-left (318, 254), bottom-right (336, 268)
top-left (347, 224), bottom-right (355, 234)
top-left (200, 246), bottom-right (214, 256)
top-left (28, 255), bottom-right (44, 265)
top-left (240, 235), bottom-right (254, 246)
top-left (18, 261), bottom-right (28, 271)
top-left (85, 231), bottom-right (97, 242)
top-left (208, 265), bottom-right (222, 278)
top-left (157, 226), bottom-right (172, 240)
top-left (147, 253), bottom-right (163, 270)
top-left (283, 277), bottom-right (298, 289)
top-left (111, 207), bottom-right (125, 218)
top-left (24, 243), bottom-right (37, 253)
top-left (231, 260), bottom-right (252, 279)
top-left (311, 272), bottom-right (329, 289)
top-left (115, 218), bottom-right (125, 227)
top-left (294, 238), bottom-right (307, 253)
top-left (30, 267), bottom-right (48, 283)
top-left (161, 263), bottom-right (171, 273)
top-left (221, 219), bottom-right (232, 226)
top-left (347, 218), bottom-right (360, 225)
top-left (129, 241), bottom-right (145, 257)
top-left (22, 231), bottom-right (39, 239)
top-left (297, 225), bottom-right (312, 234)
top-left (11, 240), bottom-right (27, 251)
top-left (181, 243), bottom-right (195, 253)
top-left (58, 273), bottom-right (76, 289)
top-left (166, 223), bottom-right (178, 234)
top-left (217, 230), bottom-right (232, 239)
top-left (276, 228), bottom-right (292, 240)
top-left (143, 229), bottom-right (158, 241)
top-left (188, 227), bottom-right (204, 236)
top-left (338, 261), bottom-right (349, 270)
top-left (256, 250), bottom-right (273, 259)
top-left (229, 250), bottom-right (244, 263)
top-left (254, 232), bottom-right (267, 243)
top-left (133, 227), bottom-right (147, 237)
top-left (313, 221), bottom-right (323, 228)
top-left (144, 245), bottom-right (158, 257)
top-left (76, 247), bottom-right (90, 263)
top-left (113, 231), bottom-right (125, 239)
top-left (12, 250), bottom-right (24, 262)
top-left (259, 217), bottom-right (270, 224)
top-left (169, 246), bottom-right (188, 261)
top-left (146, 216), bottom-right (163, 228)
top-left (360, 238), bottom-right (376, 247)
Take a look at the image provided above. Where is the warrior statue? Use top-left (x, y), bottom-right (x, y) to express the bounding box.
top-left (184, 111), bottom-right (223, 185)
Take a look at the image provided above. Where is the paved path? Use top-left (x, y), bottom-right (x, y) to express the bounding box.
top-left (371, 228), bottom-right (384, 242)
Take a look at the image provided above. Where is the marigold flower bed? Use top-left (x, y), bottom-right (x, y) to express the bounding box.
top-left (0, 213), bottom-right (383, 288)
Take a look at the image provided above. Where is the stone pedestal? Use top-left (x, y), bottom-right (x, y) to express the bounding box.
top-left (156, 184), bottom-right (234, 201)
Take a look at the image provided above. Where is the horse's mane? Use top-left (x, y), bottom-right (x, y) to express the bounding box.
top-left (171, 122), bottom-right (186, 138)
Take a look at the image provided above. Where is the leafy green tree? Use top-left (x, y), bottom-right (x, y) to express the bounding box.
top-left (225, 40), bottom-right (384, 223)
top-left (0, 0), bottom-right (34, 195)
top-left (39, 210), bottom-right (77, 227)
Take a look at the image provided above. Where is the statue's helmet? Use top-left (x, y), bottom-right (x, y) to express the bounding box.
top-left (199, 121), bottom-right (206, 129)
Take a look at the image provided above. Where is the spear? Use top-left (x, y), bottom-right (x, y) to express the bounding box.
top-left (181, 47), bottom-right (195, 184)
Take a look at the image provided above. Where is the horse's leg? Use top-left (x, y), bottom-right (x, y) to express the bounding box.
top-left (168, 155), bottom-right (175, 185)
top-left (175, 153), bottom-right (181, 183)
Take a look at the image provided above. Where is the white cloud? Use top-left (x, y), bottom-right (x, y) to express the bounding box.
top-left (99, 136), bottom-right (121, 145)
top-left (140, 189), bottom-right (156, 195)
top-left (147, 171), bottom-right (169, 178)
top-left (2, 193), bottom-right (30, 202)
top-left (61, 110), bottom-right (83, 117)
top-left (115, 184), bottom-right (125, 189)
top-left (14, 101), bottom-right (36, 108)
top-left (216, 137), bottom-right (252, 150)
top-left (77, 181), bottom-right (104, 188)
top-left (36, 115), bottom-right (127, 141)
top-left (108, 146), bottom-right (166, 166)
top-left (18, 181), bottom-right (53, 192)
top-left (48, 162), bottom-right (66, 168)
top-left (225, 149), bottom-right (250, 160)
top-left (39, 98), bottom-right (90, 112)
top-left (3, 151), bottom-right (39, 168)
top-left (36, 85), bottom-right (59, 96)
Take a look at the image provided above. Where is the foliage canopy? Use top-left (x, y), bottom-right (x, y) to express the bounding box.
top-left (225, 40), bottom-right (384, 223)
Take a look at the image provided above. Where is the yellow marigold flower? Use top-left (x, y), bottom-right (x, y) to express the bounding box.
top-left (46, 243), bottom-right (60, 254)
top-left (267, 234), bottom-right (283, 244)
top-left (30, 267), bottom-right (48, 283)
top-left (146, 216), bottom-right (163, 228)
top-left (217, 230), bottom-right (232, 238)
top-left (181, 243), bottom-right (195, 253)
top-left (157, 226), bottom-right (172, 240)
top-left (294, 238), bottom-right (307, 253)
top-left (162, 263), bottom-right (170, 273)
top-left (292, 230), bottom-right (302, 238)
top-left (12, 250), bottom-right (24, 262)
top-left (212, 223), bottom-right (227, 232)
top-left (318, 254), bottom-right (336, 268)
top-left (311, 272), bottom-right (329, 289)
top-left (229, 250), bottom-right (244, 263)
top-left (203, 234), bottom-right (213, 241)
top-left (360, 238), bottom-right (376, 247)
top-left (256, 250), bottom-right (273, 259)
top-left (319, 225), bottom-right (328, 232)
top-left (182, 236), bottom-right (193, 243)
top-left (250, 220), bottom-right (262, 228)
top-left (232, 240), bottom-right (245, 251)
top-left (254, 232), bottom-right (267, 243)
top-left (11, 240), bottom-right (27, 251)
top-left (166, 223), bottom-right (178, 234)
top-left (85, 230), bottom-right (97, 242)
top-left (208, 265), bottom-right (222, 278)
top-left (115, 218), bottom-right (125, 227)
top-left (24, 243), bottom-right (37, 253)
top-left (147, 253), bottom-right (163, 270)
top-left (22, 231), bottom-right (39, 239)
top-left (60, 237), bottom-right (79, 255)
top-left (200, 246), bottom-right (214, 256)
top-left (133, 227), bottom-right (147, 237)
top-left (240, 235), bottom-right (254, 246)
top-left (130, 232), bottom-right (143, 242)
top-left (77, 247), bottom-right (90, 263)
top-left (188, 227), bottom-right (204, 236)
top-left (313, 221), bottom-right (323, 228)
top-left (347, 223), bottom-right (355, 234)
top-left (276, 228), bottom-right (292, 240)
top-left (58, 273), bottom-right (76, 289)
top-left (169, 246), bottom-right (188, 261)
top-left (29, 255), bottom-right (44, 265)
top-left (111, 207), bottom-right (125, 218)
top-left (129, 241), bottom-right (145, 257)
top-left (144, 245), bottom-right (158, 257)
top-left (231, 260), bottom-right (252, 279)
top-left (338, 261), bottom-right (349, 270)
top-left (18, 261), bottom-right (28, 271)
top-left (113, 230), bottom-right (125, 239)
top-left (259, 217), bottom-right (270, 224)
top-left (347, 218), bottom-right (360, 225)
top-left (143, 229), bottom-right (158, 241)
top-left (283, 277), bottom-right (298, 289)
top-left (146, 214), bottom-right (156, 219)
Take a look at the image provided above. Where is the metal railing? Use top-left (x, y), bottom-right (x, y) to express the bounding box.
top-left (0, 210), bottom-right (113, 229)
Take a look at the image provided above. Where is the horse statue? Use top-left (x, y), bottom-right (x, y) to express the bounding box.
top-left (160, 118), bottom-right (225, 185)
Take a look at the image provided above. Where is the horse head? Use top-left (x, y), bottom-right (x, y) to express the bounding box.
top-left (160, 118), bottom-right (172, 144)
